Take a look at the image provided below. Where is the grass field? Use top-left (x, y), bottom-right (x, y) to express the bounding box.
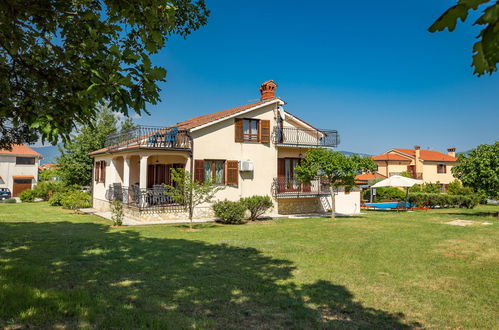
top-left (1, 202), bottom-right (498, 329)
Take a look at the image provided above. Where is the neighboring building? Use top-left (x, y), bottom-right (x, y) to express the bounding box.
top-left (89, 80), bottom-right (361, 221)
top-left (0, 145), bottom-right (42, 196)
top-left (372, 146), bottom-right (459, 189)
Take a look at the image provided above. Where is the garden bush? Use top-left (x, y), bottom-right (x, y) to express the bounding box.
top-left (447, 180), bottom-right (474, 195)
top-left (48, 192), bottom-right (66, 206)
top-left (60, 190), bottom-right (91, 210)
top-left (213, 200), bottom-right (246, 224)
top-left (19, 189), bottom-right (37, 202)
top-left (363, 187), bottom-right (405, 202)
top-left (409, 182), bottom-right (443, 194)
top-left (408, 193), bottom-right (479, 209)
top-left (34, 181), bottom-right (67, 201)
top-left (111, 200), bottom-right (124, 226)
top-left (240, 195), bottom-right (273, 220)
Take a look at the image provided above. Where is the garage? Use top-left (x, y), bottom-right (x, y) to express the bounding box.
top-left (12, 176), bottom-right (34, 197)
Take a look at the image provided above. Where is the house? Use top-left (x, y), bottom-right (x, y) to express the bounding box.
top-left (0, 145), bottom-right (42, 196)
top-left (372, 146), bottom-right (459, 189)
top-left (89, 80), bottom-right (361, 221)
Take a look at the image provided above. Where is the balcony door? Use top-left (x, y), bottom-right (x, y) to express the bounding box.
top-left (147, 163), bottom-right (184, 188)
top-left (278, 158), bottom-right (301, 191)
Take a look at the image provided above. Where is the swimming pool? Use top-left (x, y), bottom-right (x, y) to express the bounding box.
top-left (364, 202), bottom-right (411, 209)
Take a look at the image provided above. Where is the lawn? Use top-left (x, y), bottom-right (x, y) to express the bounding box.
top-left (1, 203), bottom-right (498, 329)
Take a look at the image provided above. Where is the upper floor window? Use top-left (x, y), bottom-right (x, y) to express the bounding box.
top-left (234, 118), bottom-right (270, 143)
top-left (16, 157), bottom-right (35, 165)
top-left (437, 163), bottom-right (446, 174)
top-left (243, 119), bottom-right (259, 141)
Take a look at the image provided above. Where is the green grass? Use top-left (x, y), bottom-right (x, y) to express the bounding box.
top-left (1, 203), bottom-right (498, 329)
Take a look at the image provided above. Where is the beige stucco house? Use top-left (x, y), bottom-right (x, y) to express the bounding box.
top-left (372, 146), bottom-right (459, 189)
top-left (0, 145), bottom-right (41, 196)
top-left (90, 81), bottom-right (361, 222)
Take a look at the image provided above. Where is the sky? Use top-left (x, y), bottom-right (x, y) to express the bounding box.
top-left (133, 0), bottom-right (499, 155)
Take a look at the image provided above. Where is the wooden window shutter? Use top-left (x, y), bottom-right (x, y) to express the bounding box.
top-left (226, 160), bottom-right (239, 185)
top-left (194, 160), bottom-right (204, 183)
top-left (100, 161), bottom-right (106, 183)
top-left (94, 162), bottom-right (100, 182)
top-left (260, 120), bottom-right (271, 143)
top-left (234, 119), bottom-right (243, 142)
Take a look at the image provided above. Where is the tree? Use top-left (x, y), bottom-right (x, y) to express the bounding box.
top-left (164, 168), bottom-right (224, 230)
top-left (429, 0), bottom-right (498, 76)
top-left (0, 0), bottom-right (209, 149)
top-left (295, 149), bottom-right (377, 218)
top-left (451, 142), bottom-right (499, 198)
top-left (57, 104), bottom-right (130, 186)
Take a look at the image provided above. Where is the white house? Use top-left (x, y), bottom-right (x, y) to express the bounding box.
top-left (0, 145), bottom-right (41, 196)
top-left (89, 81), bottom-right (361, 221)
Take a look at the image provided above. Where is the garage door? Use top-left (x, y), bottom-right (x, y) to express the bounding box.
top-left (13, 179), bottom-right (32, 197)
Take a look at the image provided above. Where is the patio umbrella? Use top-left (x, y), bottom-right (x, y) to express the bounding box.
top-left (371, 175), bottom-right (423, 204)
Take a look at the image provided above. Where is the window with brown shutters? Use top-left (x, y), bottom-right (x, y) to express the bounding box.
top-left (259, 120), bottom-right (270, 143)
top-left (99, 161), bottom-right (106, 183)
top-left (235, 119), bottom-right (244, 142)
top-left (226, 160), bottom-right (239, 186)
top-left (194, 159), bottom-right (205, 183)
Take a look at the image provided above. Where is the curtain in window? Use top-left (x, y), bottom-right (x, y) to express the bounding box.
top-left (204, 161), bottom-right (213, 183)
top-left (215, 161), bottom-right (224, 183)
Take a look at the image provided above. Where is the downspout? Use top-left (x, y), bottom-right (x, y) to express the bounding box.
top-left (188, 132), bottom-right (194, 220)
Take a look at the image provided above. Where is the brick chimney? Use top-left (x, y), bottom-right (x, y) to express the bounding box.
top-left (414, 145), bottom-right (422, 175)
top-left (447, 147), bottom-right (456, 158)
top-left (259, 80), bottom-right (277, 100)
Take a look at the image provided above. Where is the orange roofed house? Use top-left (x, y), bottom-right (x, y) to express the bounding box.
top-left (89, 81), bottom-right (363, 222)
top-left (372, 146), bottom-right (459, 189)
top-left (0, 145), bottom-right (41, 196)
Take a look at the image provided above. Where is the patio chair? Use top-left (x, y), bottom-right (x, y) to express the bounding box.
top-left (395, 202), bottom-right (409, 211)
top-left (112, 183), bottom-right (123, 201)
top-left (166, 127), bottom-right (178, 147)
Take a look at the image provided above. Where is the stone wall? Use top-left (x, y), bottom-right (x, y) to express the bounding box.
top-left (277, 197), bottom-right (321, 214)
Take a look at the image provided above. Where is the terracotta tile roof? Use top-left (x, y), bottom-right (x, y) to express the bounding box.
top-left (174, 98), bottom-right (278, 130)
top-left (372, 153), bottom-right (411, 161)
top-left (0, 144), bottom-right (41, 157)
top-left (394, 148), bottom-right (457, 162)
top-left (355, 172), bottom-right (387, 181)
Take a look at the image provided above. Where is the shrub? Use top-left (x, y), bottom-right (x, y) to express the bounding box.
top-left (447, 180), bottom-right (474, 195)
top-left (213, 200), bottom-right (246, 224)
top-left (0, 198), bottom-right (16, 203)
top-left (61, 190), bottom-right (91, 210)
top-left (111, 200), bottom-right (124, 226)
top-left (34, 181), bottom-right (67, 201)
top-left (19, 189), bottom-right (37, 202)
top-left (48, 192), bottom-right (65, 206)
top-left (364, 187), bottom-right (405, 202)
top-left (240, 195), bottom-right (273, 220)
top-left (409, 183), bottom-right (442, 194)
top-left (408, 193), bottom-right (479, 209)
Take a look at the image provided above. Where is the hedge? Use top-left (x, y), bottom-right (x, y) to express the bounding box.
top-left (408, 193), bottom-right (479, 209)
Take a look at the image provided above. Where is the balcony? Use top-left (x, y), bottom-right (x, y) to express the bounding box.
top-left (105, 126), bottom-right (192, 152)
top-left (389, 172), bottom-right (423, 180)
top-left (272, 177), bottom-right (330, 198)
top-left (273, 127), bottom-right (339, 148)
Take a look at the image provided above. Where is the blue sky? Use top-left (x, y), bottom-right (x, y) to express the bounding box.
top-left (135, 0), bottom-right (498, 155)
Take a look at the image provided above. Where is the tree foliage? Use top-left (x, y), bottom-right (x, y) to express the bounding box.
top-left (295, 149), bottom-right (377, 218)
top-left (0, 0), bottom-right (209, 149)
top-left (451, 142), bottom-right (499, 198)
top-left (429, 0), bottom-right (499, 76)
top-left (56, 105), bottom-right (128, 186)
top-left (164, 168), bottom-right (224, 229)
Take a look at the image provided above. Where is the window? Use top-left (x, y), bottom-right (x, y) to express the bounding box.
top-left (16, 157), bottom-right (35, 165)
top-left (437, 164), bottom-right (446, 174)
top-left (243, 119), bottom-right (259, 141)
top-left (94, 161), bottom-right (106, 183)
top-left (204, 160), bottom-right (225, 184)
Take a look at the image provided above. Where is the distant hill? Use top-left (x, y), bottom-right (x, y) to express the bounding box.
top-left (338, 151), bottom-right (372, 157)
top-left (32, 145), bottom-right (60, 165)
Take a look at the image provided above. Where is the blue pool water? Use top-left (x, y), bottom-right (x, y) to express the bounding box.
top-left (365, 202), bottom-right (411, 209)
